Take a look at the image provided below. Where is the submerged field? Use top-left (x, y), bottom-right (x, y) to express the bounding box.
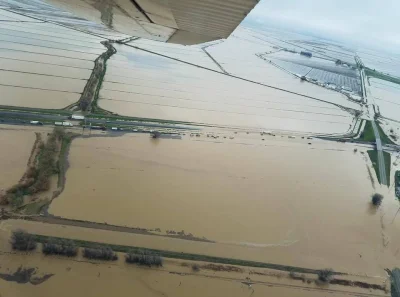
top-left (47, 133), bottom-right (400, 275)
top-left (369, 78), bottom-right (400, 121)
top-left (0, 1), bottom-right (111, 109)
top-left (0, 230), bottom-right (387, 297)
top-left (99, 43), bottom-right (355, 134)
top-left (0, 128), bottom-right (35, 189)
top-left (0, 2), bottom-right (399, 295)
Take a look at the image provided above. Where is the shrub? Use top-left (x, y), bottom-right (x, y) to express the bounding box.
top-left (10, 230), bottom-right (37, 251)
top-left (151, 131), bottom-right (161, 139)
top-left (83, 247), bottom-right (117, 261)
top-left (125, 251), bottom-right (163, 267)
top-left (372, 193), bottom-right (383, 206)
top-left (318, 269), bottom-right (334, 283)
top-left (42, 239), bottom-right (77, 257)
top-left (192, 264), bottom-right (200, 272)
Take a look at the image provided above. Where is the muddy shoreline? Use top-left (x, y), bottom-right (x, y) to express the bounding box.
top-left (2, 214), bottom-right (213, 243)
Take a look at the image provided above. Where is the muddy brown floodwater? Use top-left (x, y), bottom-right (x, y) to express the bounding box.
top-left (47, 133), bottom-right (400, 276)
top-left (0, 128), bottom-right (35, 190)
top-left (0, 230), bottom-right (388, 297)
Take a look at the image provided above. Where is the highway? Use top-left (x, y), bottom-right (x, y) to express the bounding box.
top-left (0, 110), bottom-right (191, 130)
top-left (356, 54), bottom-right (389, 186)
top-left (371, 121), bottom-right (388, 185)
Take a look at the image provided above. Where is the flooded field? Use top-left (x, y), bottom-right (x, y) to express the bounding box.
top-left (205, 28), bottom-right (361, 107)
top-left (0, 1), bottom-right (399, 294)
top-left (0, 1), bottom-right (360, 136)
top-left (0, 235), bottom-right (387, 297)
top-left (0, 3), bottom-right (111, 109)
top-left (0, 128), bottom-right (35, 189)
top-left (359, 48), bottom-right (400, 78)
top-left (101, 43), bottom-right (355, 134)
top-left (126, 39), bottom-right (222, 71)
top-left (46, 133), bottom-right (400, 275)
top-left (369, 78), bottom-right (400, 121)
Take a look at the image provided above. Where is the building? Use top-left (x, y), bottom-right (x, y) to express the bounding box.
top-left (300, 51), bottom-right (312, 58)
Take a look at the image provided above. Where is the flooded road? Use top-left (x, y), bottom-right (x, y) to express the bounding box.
top-left (47, 133), bottom-right (400, 275)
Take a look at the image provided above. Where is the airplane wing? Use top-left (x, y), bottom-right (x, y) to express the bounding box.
top-left (43, 0), bottom-right (259, 44)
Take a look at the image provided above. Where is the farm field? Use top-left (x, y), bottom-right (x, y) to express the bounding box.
top-left (205, 29), bottom-right (360, 109)
top-left (0, 128), bottom-right (35, 189)
top-left (0, 1), bottom-right (399, 296)
top-left (369, 78), bottom-right (400, 121)
top-left (47, 133), bottom-right (400, 275)
top-left (0, 234), bottom-right (387, 297)
top-left (100, 42), bottom-right (356, 134)
top-left (0, 18), bottom-right (105, 108)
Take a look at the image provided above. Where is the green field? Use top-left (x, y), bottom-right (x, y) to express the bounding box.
top-left (360, 121), bottom-right (394, 145)
top-left (360, 121), bottom-right (375, 142)
top-left (367, 150), bottom-right (391, 186)
top-left (365, 68), bottom-right (400, 85)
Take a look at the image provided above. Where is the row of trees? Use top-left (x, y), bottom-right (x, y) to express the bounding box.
top-left (10, 230), bottom-right (163, 266)
top-left (2, 128), bottom-right (68, 207)
top-left (125, 252), bottom-right (163, 267)
top-left (43, 239), bottom-right (78, 257)
top-left (83, 247), bottom-right (118, 261)
top-left (79, 41), bottom-right (116, 112)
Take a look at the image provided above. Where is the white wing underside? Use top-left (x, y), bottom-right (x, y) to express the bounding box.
top-left (42, 0), bottom-right (259, 44)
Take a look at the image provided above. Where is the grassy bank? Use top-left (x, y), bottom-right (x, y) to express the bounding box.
top-left (360, 120), bottom-right (394, 145)
top-left (395, 171), bottom-right (400, 199)
top-left (1, 128), bottom-right (75, 211)
top-left (367, 150), bottom-right (391, 185)
top-left (376, 121), bottom-right (395, 145)
top-left (90, 63), bottom-right (109, 114)
top-left (57, 134), bottom-right (74, 188)
top-left (360, 121), bottom-right (375, 142)
top-left (87, 113), bottom-right (198, 127)
top-left (30, 234), bottom-right (341, 275)
top-left (80, 41), bottom-right (116, 112)
top-left (365, 68), bottom-right (400, 85)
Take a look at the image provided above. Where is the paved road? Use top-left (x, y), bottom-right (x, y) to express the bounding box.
top-left (356, 55), bottom-right (388, 186)
top-left (371, 121), bottom-right (388, 186)
top-left (0, 110), bottom-right (191, 130)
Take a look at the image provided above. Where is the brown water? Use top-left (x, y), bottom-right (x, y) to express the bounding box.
top-left (0, 70), bottom-right (86, 93)
top-left (48, 133), bottom-right (400, 275)
top-left (0, 128), bottom-right (35, 190)
top-left (0, 229), bottom-right (388, 297)
top-left (100, 44), bottom-right (355, 134)
top-left (369, 78), bottom-right (400, 120)
top-left (0, 85), bottom-right (79, 108)
top-left (0, 58), bottom-right (92, 79)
